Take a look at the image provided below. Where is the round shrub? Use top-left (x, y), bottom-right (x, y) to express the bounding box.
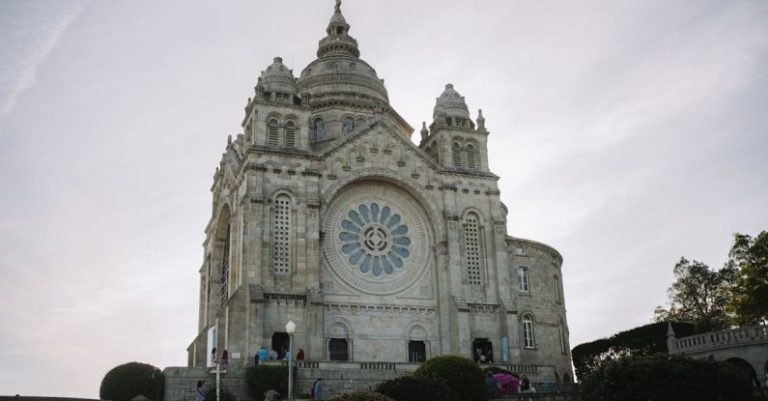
top-left (99, 362), bottom-right (164, 401)
top-left (414, 355), bottom-right (486, 401)
top-left (330, 390), bottom-right (393, 401)
top-left (376, 375), bottom-right (459, 401)
top-left (582, 353), bottom-right (753, 401)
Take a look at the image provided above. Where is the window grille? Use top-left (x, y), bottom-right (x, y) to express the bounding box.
top-left (464, 214), bottom-right (482, 285)
top-left (452, 142), bottom-right (461, 168)
top-left (268, 119), bottom-right (279, 146)
top-left (285, 121), bottom-right (295, 148)
top-left (272, 195), bottom-right (291, 274)
top-left (466, 145), bottom-right (476, 170)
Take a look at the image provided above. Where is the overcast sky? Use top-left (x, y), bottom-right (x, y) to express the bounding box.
top-left (1, 0), bottom-right (767, 397)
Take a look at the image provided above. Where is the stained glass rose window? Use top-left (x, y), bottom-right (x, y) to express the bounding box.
top-left (338, 202), bottom-right (411, 277)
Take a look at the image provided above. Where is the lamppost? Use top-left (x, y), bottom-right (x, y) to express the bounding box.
top-left (286, 320), bottom-right (296, 401)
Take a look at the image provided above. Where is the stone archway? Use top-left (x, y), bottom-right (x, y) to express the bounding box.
top-left (727, 357), bottom-right (758, 387)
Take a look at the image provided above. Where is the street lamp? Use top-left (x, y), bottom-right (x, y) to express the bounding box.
top-left (286, 320), bottom-right (296, 401)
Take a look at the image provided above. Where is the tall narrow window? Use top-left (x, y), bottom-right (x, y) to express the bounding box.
top-left (342, 117), bottom-right (354, 135)
top-left (313, 118), bottom-right (325, 140)
top-left (464, 213), bottom-right (482, 285)
top-left (452, 142), bottom-right (461, 168)
top-left (272, 195), bottom-right (291, 274)
top-left (220, 223), bottom-right (231, 305)
top-left (284, 121), bottom-right (296, 148)
top-left (554, 275), bottom-right (561, 301)
top-left (559, 324), bottom-right (567, 354)
top-left (522, 314), bottom-right (535, 348)
top-left (518, 266), bottom-right (529, 292)
top-left (466, 145), bottom-right (476, 170)
top-left (268, 119), bottom-right (279, 146)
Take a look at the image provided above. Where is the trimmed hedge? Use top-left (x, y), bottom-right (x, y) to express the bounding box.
top-left (571, 321), bottom-right (696, 381)
top-left (376, 375), bottom-right (459, 401)
top-left (245, 365), bottom-right (294, 401)
top-left (99, 362), bottom-right (164, 401)
top-left (330, 391), bottom-right (393, 401)
top-left (582, 353), bottom-right (753, 401)
top-left (414, 355), bottom-right (486, 401)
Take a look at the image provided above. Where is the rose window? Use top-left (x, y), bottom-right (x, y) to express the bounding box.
top-left (338, 202), bottom-right (411, 276)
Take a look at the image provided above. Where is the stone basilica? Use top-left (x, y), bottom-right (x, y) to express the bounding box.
top-left (187, 0), bottom-right (573, 384)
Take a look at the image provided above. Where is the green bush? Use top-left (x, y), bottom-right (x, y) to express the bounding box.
top-left (571, 321), bottom-right (696, 381)
top-left (330, 390), bottom-right (393, 401)
top-left (582, 353), bottom-right (753, 401)
top-left (204, 388), bottom-right (237, 401)
top-left (414, 355), bottom-right (486, 401)
top-left (245, 365), bottom-right (294, 401)
top-left (99, 362), bottom-right (164, 401)
top-left (376, 375), bottom-right (459, 401)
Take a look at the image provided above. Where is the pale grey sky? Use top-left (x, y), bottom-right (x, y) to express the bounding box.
top-left (1, 0), bottom-right (767, 397)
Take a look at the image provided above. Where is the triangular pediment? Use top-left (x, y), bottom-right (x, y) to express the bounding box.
top-left (320, 115), bottom-right (441, 172)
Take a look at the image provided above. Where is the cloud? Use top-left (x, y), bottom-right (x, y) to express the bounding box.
top-left (0, 1), bottom-right (88, 123)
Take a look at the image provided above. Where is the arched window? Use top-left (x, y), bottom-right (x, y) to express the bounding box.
top-left (452, 142), bottom-right (461, 168)
top-left (284, 121), bottom-right (296, 148)
top-left (342, 117), bottom-right (354, 135)
top-left (554, 275), bottom-right (561, 301)
top-left (518, 266), bottom-right (529, 292)
top-left (268, 119), bottom-right (279, 146)
top-left (464, 213), bottom-right (482, 285)
top-left (272, 194), bottom-right (291, 274)
top-left (466, 144), bottom-right (477, 170)
top-left (313, 118), bottom-right (325, 140)
top-left (522, 314), bottom-right (535, 348)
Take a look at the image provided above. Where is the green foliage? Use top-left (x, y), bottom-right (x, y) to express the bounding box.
top-left (330, 390), bottom-right (394, 401)
top-left (727, 231), bottom-right (768, 325)
top-left (581, 353), bottom-right (753, 401)
top-left (99, 362), bottom-right (164, 401)
top-left (653, 257), bottom-right (736, 331)
top-left (245, 365), bottom-right (293, 401)
top-left (376, 375), bottom-right (459, 401)
top-left (571, 321), bottom-right (695, 381)
top-left (414, 355), bottom-right (487, 401)
top-left (204, 388), bottom-right (237, 401)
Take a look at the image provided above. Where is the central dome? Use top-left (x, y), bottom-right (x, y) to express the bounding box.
top-left (297, 0), bottom-right (389, 106)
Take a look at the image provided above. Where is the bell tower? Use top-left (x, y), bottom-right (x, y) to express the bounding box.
top-left (419, 84), bottom-right (490, 173)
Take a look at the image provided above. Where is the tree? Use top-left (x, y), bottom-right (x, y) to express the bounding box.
top-left (99, 362), bottom-right (164, 401)
top-left (727, 230), bottom-right (768, 325)
top-left (653, 257), bottom-right (735, 331)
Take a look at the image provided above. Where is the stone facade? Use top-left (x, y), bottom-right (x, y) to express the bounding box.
top-left (186, 0), bottom-right (572, 384)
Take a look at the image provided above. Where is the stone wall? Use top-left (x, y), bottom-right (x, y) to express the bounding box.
top-left (163, 367), bottom-right (247, 401)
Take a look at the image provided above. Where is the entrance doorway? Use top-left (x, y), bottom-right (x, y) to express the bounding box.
top-left (272, 332), bottom-right (289, 359)
top-left (408, 340), bottom-right (426, 362)
top-left (329, 338), bottom-right (349, 361)
top-left (473, 338), bottom-right (493, 363)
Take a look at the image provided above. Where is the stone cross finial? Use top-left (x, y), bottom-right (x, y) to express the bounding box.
top-left (335, 0), bottom-right (341, 13)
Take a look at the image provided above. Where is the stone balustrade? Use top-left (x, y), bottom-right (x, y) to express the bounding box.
top-left (671, 324), bottom-right (768, 354)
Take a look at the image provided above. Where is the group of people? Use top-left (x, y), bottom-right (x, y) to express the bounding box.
top-left (474, 348), bottom-right (494, 364)
top-left (254, 346), bottom-right (305, 365)
top-left (485, 373), bottom-right (534, 399)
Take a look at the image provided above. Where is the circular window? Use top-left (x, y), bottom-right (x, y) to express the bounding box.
top-left (323, 182), bottom-right (430, 295)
